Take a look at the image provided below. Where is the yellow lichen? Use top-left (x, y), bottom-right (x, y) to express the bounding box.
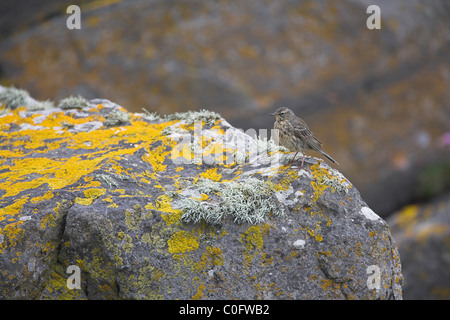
top-left (192, 284), bottom-right (206, 300)
top-left (0, 196), bottom-right (28, 222)
top-left (194, 246), bottom-right (224, 271)
top-left (167, 230), bottom-right (199, 254)
top-left (0, 106), bottom-right (176, 201)
top-left (30, 190), bottom-right (54, 204)
top-left (0, 220), bottom-right (25, 253)
top-left (241, 225), bottom-right (267, 251)
top-left (396, 204), bottom-right (418, 229)
top-left (198, 167), bottom-right (222, 181)
top-left (75, 188), bottom-right (106, 206)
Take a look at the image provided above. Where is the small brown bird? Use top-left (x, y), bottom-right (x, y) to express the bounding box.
top-left (270, 107), bottom-right (339, 168)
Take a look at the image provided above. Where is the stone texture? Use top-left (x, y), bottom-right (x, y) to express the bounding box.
top-left (0, 88), bottom-right (402, 299)
top-left (388, 194), bottom-right (450, 299)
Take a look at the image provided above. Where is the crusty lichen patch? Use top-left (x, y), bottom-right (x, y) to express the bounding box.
top-left (310, 163), bottom-right (351, 202)
top-left (167, 230), bottom-right (199, 254)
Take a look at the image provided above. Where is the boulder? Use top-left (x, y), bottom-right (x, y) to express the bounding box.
top-left (0, 87), bottom-right (402, 299)
top-left (388, 195), bottom-right (450, 299)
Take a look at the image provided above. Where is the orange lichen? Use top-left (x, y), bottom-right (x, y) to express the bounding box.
top-left (0, 107), bottom-right (176, 200)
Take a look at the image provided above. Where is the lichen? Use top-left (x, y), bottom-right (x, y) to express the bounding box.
top-left (194, 246), bottom-right (224, 271)
top-left (241, 224), bottom-right (271, 269)
top-left (124, 205), bottom-right (144, 231)
top-left (0, 86), bottom-right (30, 109)
top-left (310, 163), bottom-right (351, 201)
top-left (58, 95), bottom-right (89, 109)
top-left (75, 188), bottom-right (106, 206)
top-left (178, 178), bottom-right (284, 225)
top-left (167, 230), bottom-right (199, 254)
top-left (28, 99), bottom-right (55, 111)
top-left (104, 109), bottom-right (130, 127)
top-left (164, 109), bottom-right (222, 126)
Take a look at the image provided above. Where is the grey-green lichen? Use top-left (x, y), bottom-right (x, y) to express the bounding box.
top-left (0, 86), bottom-right (30, 109)
top-left (177, 178), bottom-right (285, 225)
top-left (58, 95), bottom-right (89, 109)
top-left (142, 109), bottom-right (222, 127)
top-left (315, 171), bottom-right (351, 194)
top-left (95, 173), bottom-right (119, 188)
top-left (166, 109), bottom-right (222, 126)
top-left (104, 109), bottom-right (130, 127)
top-left (28, 99), bottom-right (55, 111)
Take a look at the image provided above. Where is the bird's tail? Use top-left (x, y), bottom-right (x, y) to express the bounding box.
top-left (321, 150), bottom-right (339, 165)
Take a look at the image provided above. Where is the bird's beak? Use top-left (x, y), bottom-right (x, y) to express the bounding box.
top-left (269, 113), bottom-right (275, 116)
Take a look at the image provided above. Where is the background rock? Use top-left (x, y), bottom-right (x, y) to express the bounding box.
top-left (388, 194), bottom-right (450, 299)
top-left (0, 92), bottom-right (402, 299)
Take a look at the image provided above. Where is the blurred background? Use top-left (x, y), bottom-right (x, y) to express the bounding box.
top-left (1, 0), bottom-right (449, 299)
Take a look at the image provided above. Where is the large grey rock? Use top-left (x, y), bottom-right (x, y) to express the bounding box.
top-left (0, 89), bottom-right (402, 299)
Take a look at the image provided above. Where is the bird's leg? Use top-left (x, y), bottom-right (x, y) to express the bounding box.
top-left (300, 154), bottom-right (306, 168)
top-left (288, 152), bottom-right (298, 164)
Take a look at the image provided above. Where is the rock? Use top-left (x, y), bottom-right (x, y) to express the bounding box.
top-left (0, 87), bottom-right (402, 299)
top-left (388, 195), bottom-right (450, 299)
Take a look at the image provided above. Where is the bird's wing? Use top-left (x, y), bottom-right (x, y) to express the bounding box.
top-left (293, 122), bottom-right (323, 151)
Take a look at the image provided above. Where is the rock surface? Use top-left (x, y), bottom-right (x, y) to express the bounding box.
top-left (0, 88), bottom-right (402, 299)
top-left (388, 195), bottom-right (450, 299)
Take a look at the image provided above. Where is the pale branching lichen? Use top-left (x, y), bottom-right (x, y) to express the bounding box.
top-left (28, 99), bottom-right (55, 111)
top-left (0, 86), bottom-right (30, 109)
top-left (140, 108), bottom-right (163, 122)
top-left (95, 173), bottom-right (119, 188)
top-left (58, 95), bottom-right (89, 109)
top-left (141, 108), bottom-right (221, 127)
top-left (165, 109), bottom-right (222, 126)
top-left (104, 109), bottom-right (130, 127)
top-left (255, 136), bottom-right (289, 155)
top-left (179, 178), bottom-right (284, 225)
top-left (318, 176), bottom-right (350, 194)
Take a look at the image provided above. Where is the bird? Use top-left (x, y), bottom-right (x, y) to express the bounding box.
top-left (270, 107), bottom-right (339, 168)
